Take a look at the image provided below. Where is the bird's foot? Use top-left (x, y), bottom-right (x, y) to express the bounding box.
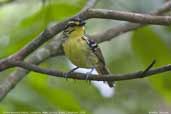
top-left (64, 73), bottom-right (69, 79)
top-left (85, 68), bottom-right (95, 83)
top-left (64, 67), bottom-right (79, 80)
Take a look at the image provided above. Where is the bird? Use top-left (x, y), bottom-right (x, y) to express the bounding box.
top-left (62, 18), bottom-right (114, 88)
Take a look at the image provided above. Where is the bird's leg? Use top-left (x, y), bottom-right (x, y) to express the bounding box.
top-left (64, 66), bottom-right (79, 79)
top-left (86, 67), bottom-right (95, 80)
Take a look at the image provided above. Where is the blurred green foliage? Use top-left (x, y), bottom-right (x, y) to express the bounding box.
top-left (131, 27), bottom-right (171, 101)
top-left (0, 0), bottom-right (171, 114)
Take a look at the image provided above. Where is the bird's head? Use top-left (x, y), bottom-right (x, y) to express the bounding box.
top-left (65, 18), bottom-right (86, 29)
top-left (64, 18), bottom-right (86, 37)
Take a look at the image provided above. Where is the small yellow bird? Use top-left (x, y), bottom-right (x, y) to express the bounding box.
top-left (62, 18), bottom-right (114, 88)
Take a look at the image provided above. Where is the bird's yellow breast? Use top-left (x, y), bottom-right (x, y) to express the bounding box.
top-left (63, 36), bottom-right (98, 68)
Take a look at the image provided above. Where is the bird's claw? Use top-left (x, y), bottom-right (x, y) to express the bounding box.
top-left (85, 72), bottom-right (91, 84)
top-left (85, 72), bottom-right (90, 80)
top-left (64, 72), bottom-right (70, 80)
top-left (85, 68), bottom-right (95, 84)
top-left (64, 67), bottom-right (79, 80)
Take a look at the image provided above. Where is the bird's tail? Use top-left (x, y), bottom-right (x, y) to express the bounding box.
top-left (96, 65), bottom-right (114, 88)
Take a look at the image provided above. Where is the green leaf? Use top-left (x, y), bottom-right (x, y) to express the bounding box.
top-left (0, 105), bottom-right (6, 113)
top-left (26, 72), bottom-right (84, 111)
top-left (131, 27), bottom-right (171, 102)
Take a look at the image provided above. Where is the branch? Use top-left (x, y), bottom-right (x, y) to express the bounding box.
top-left (8, 60), bottom-right (171, 81)
top-left (91, 1), bottom-right (171, 43)
top-left (1, 0), bottom-right (171, 71)
top-left (0, 0), bottom-right (97, 101)
top-left (0, 0), bottom-right (97, 71)
top-left (91, 23), bottom-right (141, 43)
top-left (0, 35), bottom-right (63, 101)
top-left (86, 9), bottom-right (171, 25)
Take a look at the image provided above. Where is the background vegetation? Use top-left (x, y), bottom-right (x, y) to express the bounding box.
top-left (0, 0), bottom-right (171, 113)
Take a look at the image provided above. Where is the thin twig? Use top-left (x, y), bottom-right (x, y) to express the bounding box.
top-left (140, 60), bottom-right (156, 77)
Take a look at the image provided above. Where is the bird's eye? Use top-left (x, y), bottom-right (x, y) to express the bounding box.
top-left (65, 23), bottom-right (76, 29)
top-left (69, 23), bottom-right (77, 27)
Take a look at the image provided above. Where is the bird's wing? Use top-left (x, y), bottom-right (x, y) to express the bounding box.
top-left (82, 36), bottom-right (114, 87)
top-left (82, 36), bottom-right (105, 65)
